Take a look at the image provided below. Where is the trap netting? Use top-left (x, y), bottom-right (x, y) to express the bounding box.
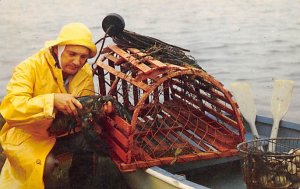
top-left (94, 45), bottom-right (245, 172)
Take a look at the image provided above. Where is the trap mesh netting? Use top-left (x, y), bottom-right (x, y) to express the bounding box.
top-left (93, 45), bottom-right (245, 172)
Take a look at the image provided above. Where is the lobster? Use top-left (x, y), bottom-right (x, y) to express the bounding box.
top-left (48, 95), bottom-right (131, 151)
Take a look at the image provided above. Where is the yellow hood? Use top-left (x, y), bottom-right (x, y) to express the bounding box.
top-left (45, 23), bottom-right (97, 58)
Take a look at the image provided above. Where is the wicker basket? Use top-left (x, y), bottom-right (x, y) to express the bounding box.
top-left (237, 138), bottom-right (300, 189)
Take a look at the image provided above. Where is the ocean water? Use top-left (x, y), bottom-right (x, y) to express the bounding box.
top-left (0, 0), bottom-right (299, 125)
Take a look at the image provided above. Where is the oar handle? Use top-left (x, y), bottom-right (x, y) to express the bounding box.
top-left (249, 122), bottom-right (265, 151)
top-left (249, 122), bottom-right (260, 140)
top-left (268, 118), bottom-right (280, 152)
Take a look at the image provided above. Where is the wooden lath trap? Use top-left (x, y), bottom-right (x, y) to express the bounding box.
top-left (94, 44), bottom-right (245, 172)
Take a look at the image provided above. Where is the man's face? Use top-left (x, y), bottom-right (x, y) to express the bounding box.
top-left (61, 45), bottom-right (90, 75)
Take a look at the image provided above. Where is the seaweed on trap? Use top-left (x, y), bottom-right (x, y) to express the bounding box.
top-left (111, 29), bottom-right (202, 69)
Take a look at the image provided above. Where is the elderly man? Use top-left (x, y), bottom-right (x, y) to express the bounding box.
top-left (0, 23), bottom-right (106, 188)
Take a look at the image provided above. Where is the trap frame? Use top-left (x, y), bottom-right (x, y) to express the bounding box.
top-left (94, 44), bottom-right (245, 172)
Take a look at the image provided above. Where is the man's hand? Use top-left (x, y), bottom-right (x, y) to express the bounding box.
top-left (54, 93), bottom-right (82, 115)
top-left (102, 101), bottom-right (114, 114)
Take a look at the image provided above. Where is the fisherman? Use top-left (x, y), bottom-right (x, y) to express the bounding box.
top-left (0, 23), bottom-right (112, 188)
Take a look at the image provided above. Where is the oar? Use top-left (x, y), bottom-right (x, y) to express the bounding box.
top-left (268, 80), bottom-right (294, 152)
top-left (230, 82), bottom-right (260, 140)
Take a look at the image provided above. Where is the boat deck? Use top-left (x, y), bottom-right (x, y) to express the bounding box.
top-left (183, 160), bottom-right (246, 189)
top-left (158, 116), bottom-right (300, 189)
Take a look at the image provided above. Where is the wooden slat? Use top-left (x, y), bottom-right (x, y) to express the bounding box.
top-left (157, 111), bottom-right (211, 152)
top-left (181, 130), bottom-right (212, 152)
top-left (169, 89), bottom-right (239, 131)
top-left (131, 71), bottom-right (139, 106)
top-left (108, 77), bottom-right (120, 96)
top-left (108, 59), bottom-right (116, 86)
top-left (169, 94), bottom-right (241, 138)
top-left (127, 48), bottom-right (167, 68)
top-left (142, 116), bottom-right (175, 145)
top-left (131, 146), bottom-right (154, 161)
top-left (163, 103), bottom-right (226, 149)
top-left (170, 81), bottom-right (233, 115)
top-left (134, 123), bottom-right (183, 137)
top-left (104, 123), bottom-right (130, 149)
top-left (133, 69), bottom-right (163, 82)
top-left (120, 66), bottom-right (130, 107)
top-left (104, 53), bottom-right (119, 63)
top-left (163, 81), bottom-right (170, 101)
top-left (170, 100), bottom-right (236, 139)
top-left (202, 103), bottom-right (239, 130)
top-left (107, 136), bottom-right (130, 163)
top-left (140, 136), bottom-right (157, 150)
top-left (108, 45), bottom-right (152, 73)
top-left (108, 116), bottom-right (132, 135)
top-left (136, 117), bottom-right (181, 155)
top-left (192, 77), bottom-right (228, 102)
top-left (160, 103), bottom-right (235, 151)
top-left (170, 82), bottom-right (205, 112)
top-left (96, 67), bottom-right (106, 96)
top-left (155, 117), bottom-right (203, 153)
top-left (136, 118), bottom-right (147, 132)
top-left (103, 52), bottom-right (126, 65)
top-left (114, 148), bottom-right (238, 171)
top-left (96, 60), bottom-right (149, 91)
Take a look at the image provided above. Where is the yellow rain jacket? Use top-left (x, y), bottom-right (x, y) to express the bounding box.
top-left (0, 47), bottom-right (95, 189)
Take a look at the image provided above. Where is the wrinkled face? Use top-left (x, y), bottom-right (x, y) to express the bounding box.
top-left (60, 45), bottom-right (90, 75)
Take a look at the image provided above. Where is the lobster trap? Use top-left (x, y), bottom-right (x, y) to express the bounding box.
top-left (94, 44), bottom-right (245, 172)
top-left (238, 138), bottom-right (300, 189)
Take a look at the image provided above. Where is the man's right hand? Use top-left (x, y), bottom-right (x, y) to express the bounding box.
top-left (102, 101), bottom-right (114, 115)
top-left (54, 93), bottom-right (83, 116)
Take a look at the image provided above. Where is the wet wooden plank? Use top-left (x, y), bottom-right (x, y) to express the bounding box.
top-left (193, 77), bottom-right (228, 102)
top-left (104, 122), bottom-right (130, 149)
top-left (160, 102), bottom-right (236, 151)
top-left (108, 45), bottom-right (152, 73)
top-left (104, 53), bottom-right (119, 63)
top-left (170, 81), bottom-right (233, 115)
top-left (156, 124), bottom-right (203, 154)
top-left (107, 136), bottom-right (131, 163)
top-left (157, 111), bottom-right (209, 152)
top-left (127, 48), bottom-right (167, 68)
top-left (170, 94), bottom-right (241, 139)
top-left (96, 60), bottom-right (149, 91)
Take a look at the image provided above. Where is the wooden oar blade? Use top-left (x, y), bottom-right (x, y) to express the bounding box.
top-left (230, 82), bottom-right (259, 139)
top-left (271, 80), bottom-right (294, 119)
top-left (230, 82), bottom-right (257, 123)
top-left (268, 80), bottom-right (294, 152)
